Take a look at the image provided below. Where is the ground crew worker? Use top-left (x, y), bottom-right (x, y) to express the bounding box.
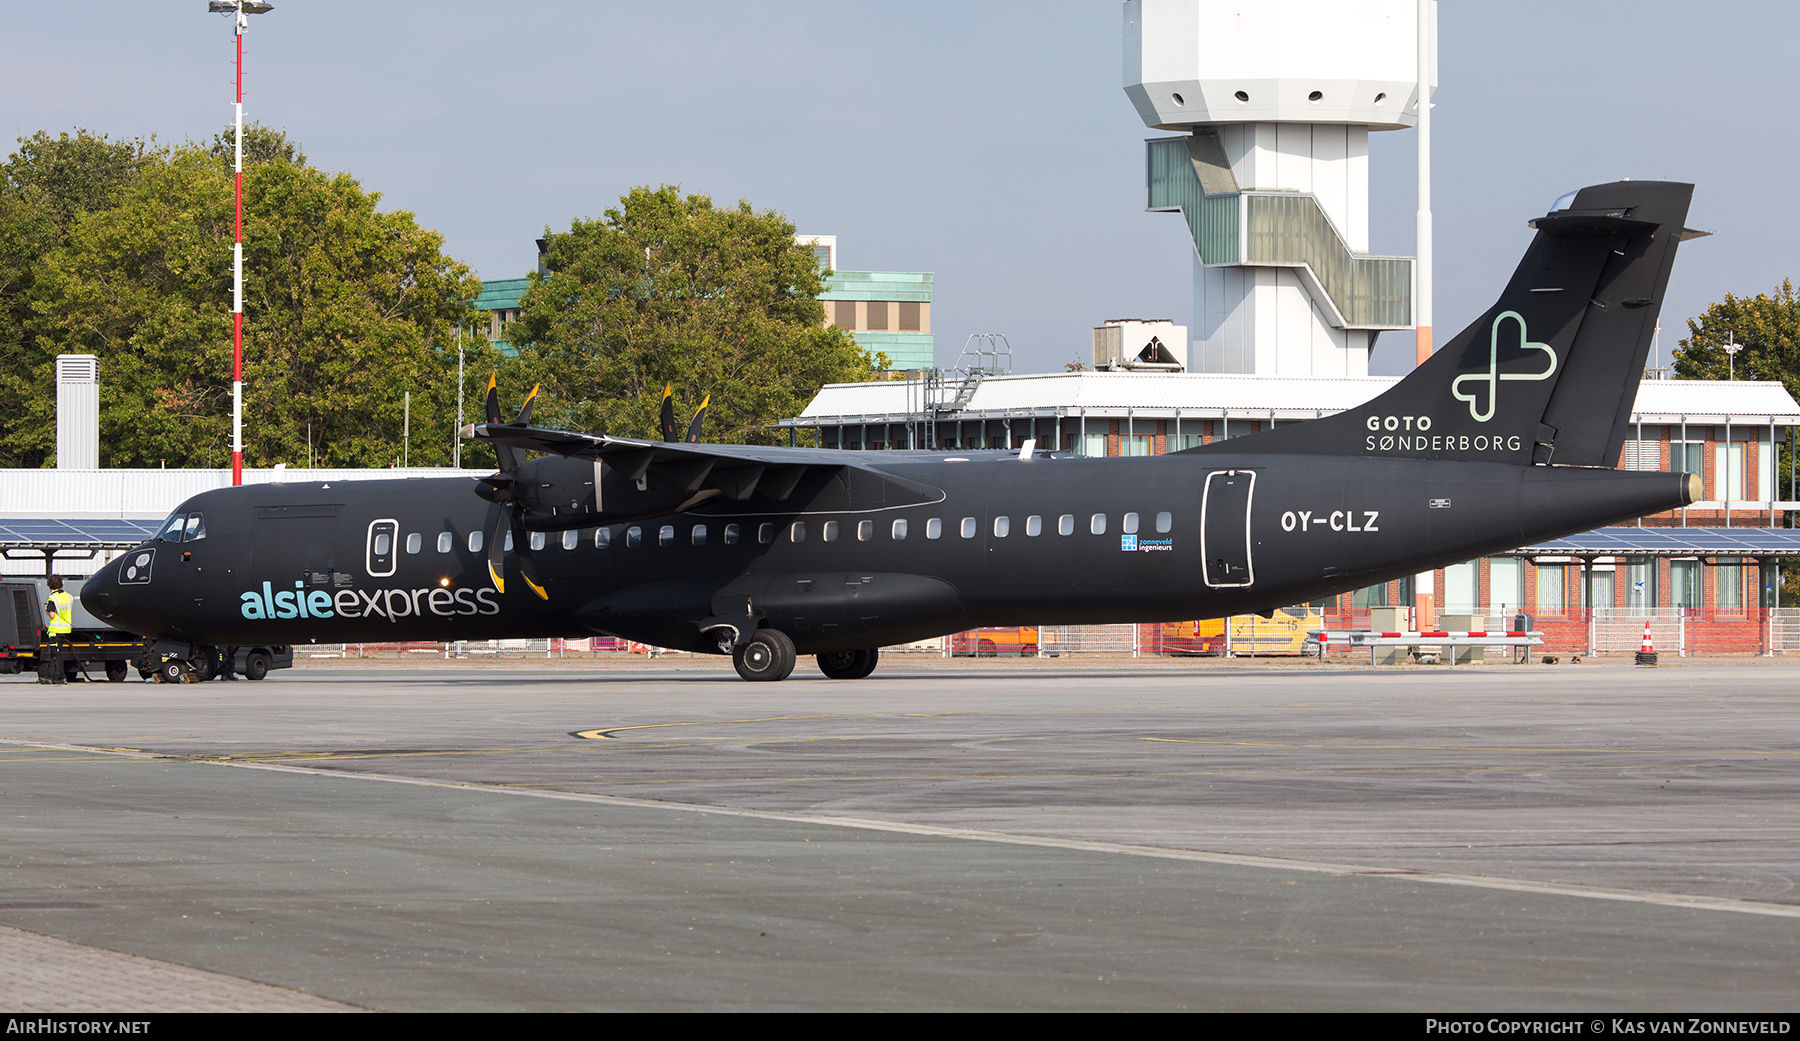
top-left (42, 575), bottom-right (72, 685)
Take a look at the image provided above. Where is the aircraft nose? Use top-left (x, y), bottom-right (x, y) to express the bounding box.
top-left (81, 555), bottom-right (124, 622)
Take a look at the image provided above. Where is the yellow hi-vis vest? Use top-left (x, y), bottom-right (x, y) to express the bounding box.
top-left (46, 590), bottom-right (73, 635)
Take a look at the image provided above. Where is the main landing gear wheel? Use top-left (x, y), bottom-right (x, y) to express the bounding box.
top-left (733, 629), bottom-right (797, 682)
top-left (195, 646), bottom-right (223, 683)
top-left (816, 648), bottom-right (879, 680)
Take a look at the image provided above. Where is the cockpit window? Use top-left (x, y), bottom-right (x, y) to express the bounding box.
top-left (157, 514), bottom-right (187, 542)
top-left (182, 514), bottom-right (206, 542)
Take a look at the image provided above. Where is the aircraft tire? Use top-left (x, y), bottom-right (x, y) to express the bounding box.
top-left (158, 660), bottom-right (192, 684)
top-left (733, 630), bottom-right (796, 682)
top-left (195, 646), bottom-right (223, 683)
top-left (816, 648), bottom-right (878, 680)
top-left (243, 651), bottom-right (271, 682)
top-left (766, 630), bottom-right (797, 681)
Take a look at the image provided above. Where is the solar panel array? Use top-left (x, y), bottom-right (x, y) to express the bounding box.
top-left (1518, 526), bottom-right (1800, 557)
top-left (0, 518), bottom-right (160, 548)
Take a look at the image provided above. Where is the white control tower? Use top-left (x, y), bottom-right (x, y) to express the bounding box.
top-left (1125, 0), bottom-right (1435, 376)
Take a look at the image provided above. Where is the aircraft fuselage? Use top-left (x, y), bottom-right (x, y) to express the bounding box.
top-left (85, 448), bottom-right (1692, 655)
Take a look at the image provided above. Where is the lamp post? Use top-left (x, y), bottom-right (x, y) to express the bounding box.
top-left (207, 1), bottom-right (274, 486)
top-left (1724, 332), bottom-right (1743, 381)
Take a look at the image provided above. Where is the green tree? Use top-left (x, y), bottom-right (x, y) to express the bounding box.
top-left (1675, 282), bottom-right (1800, 598)
top-left (504, 186), bottom-right (885, 445)
top-left (0, 130), bottom-right (152, 466)
top-left (1674, 281), bottom-right (1800, 397)
top-left (0, 126), bottom-right (490, 469)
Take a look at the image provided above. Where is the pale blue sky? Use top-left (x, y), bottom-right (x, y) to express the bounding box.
top-left (5, 2), bottom-right (1795, 376)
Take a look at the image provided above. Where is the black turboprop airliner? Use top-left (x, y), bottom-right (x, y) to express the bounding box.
top-left (83, 181), bottom-right (1706, 681)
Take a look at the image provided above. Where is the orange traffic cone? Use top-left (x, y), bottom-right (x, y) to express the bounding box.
top-left (1635, 621), bottom-right (1658, 667)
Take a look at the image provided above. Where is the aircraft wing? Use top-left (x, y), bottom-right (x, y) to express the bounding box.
top-left (461, 423), bottom-right (943, 507)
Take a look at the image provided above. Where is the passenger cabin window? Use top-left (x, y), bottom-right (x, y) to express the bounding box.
top-left (723, 523), bottom-right (740, 546)
top-left (1026, 515), bottom-right (1042, 537)
top-left (691, 524), bottom-right (706, 546)
top-left (960, 517), bottom-right (977, 539)
top-left (790, 522), bottom-right (806, 543)
top-left (1123, 512), bottom-right (1139, 535)
top-left (1156, 511), bottom-right (1172, 533)
top-left (562, 530), bottom-right (578, 550)
top-left (993, 516), bottom-right (1010, 537)
top-left (626, 526), bottom-right (642, 548)
top-left (595, 527), bottom-right (611, 549)
top-left (437, 532), bottom-right (453, 554)
top-left (373, 532), bottom-right (392, 556)
top-left (530, 532), bottom-right (546, 551)
top-left (892, 519), bottom-right (908, 540)
top-left (469, 531), bottom-right (483, 553)
top-left (406, 532), bottom-right (422, 554)
top-left (822, 521), bottom-right (840, 543)
top-left (926, 518), bottom-right (942, 540)
top-left (759, 523), bottom-right (775, 544)
top-left (1090, 513), bottom-right (1107, 535)
top-left (857, 520), bottom-right (873, 541)
top-left (658, 525), bottom-right (674, 547)
top-left (1058, 514), bottom-right (1075, 536)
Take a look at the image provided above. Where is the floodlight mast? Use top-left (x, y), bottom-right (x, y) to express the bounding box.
top-left (208, 0), bottom-right (272, 485)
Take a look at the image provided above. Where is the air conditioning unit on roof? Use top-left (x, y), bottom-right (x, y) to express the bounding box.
top-left (1092, 319), bottom-right (1188, 372)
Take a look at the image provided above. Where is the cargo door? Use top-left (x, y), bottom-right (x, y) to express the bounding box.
top-left (252, 506), bottom-right (343, 592)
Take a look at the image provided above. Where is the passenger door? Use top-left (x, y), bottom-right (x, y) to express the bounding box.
top-left (1201, 470), bottom-right (1255, 588)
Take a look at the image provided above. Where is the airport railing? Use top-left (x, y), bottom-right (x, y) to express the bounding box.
top-left (293, 610), bottom-right (1800, 664)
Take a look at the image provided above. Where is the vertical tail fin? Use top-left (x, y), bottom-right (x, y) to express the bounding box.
top-left (1231, 181), bottom-right (1696, 467)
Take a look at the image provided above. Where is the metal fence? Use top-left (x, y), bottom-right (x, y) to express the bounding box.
top-left (1036, 625), bottom-right (1142, 656)
top-left (1527, 607), bottom-right (1800, 657)
top-left (292, 611), bottom-right (1800, 663)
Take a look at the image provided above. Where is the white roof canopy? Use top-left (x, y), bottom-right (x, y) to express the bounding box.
top-left (787, 372), bottom-right (1800, 427)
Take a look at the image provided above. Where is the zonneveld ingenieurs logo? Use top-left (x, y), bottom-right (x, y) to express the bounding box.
top-left (239, 581), bottom-right (501, 621)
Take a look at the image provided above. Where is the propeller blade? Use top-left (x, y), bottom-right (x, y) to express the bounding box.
top-left (685, 394), bottom-right (710, 443)
top-left (484, 374), bottom-right (521, 473)
top-left (516, 383), bottom-right (540, 428)
top-left (484, 373), bottom-right (501, 425)
top-left (660, 383), bottom-right (678, 442)
top-left (485, 506), bottom-right (509, 594)
top-left (511, 513), bottom-right (550, 601)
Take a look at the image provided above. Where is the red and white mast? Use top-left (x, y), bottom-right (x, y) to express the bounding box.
top-left (209, 1), bottom-right (272, 485)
